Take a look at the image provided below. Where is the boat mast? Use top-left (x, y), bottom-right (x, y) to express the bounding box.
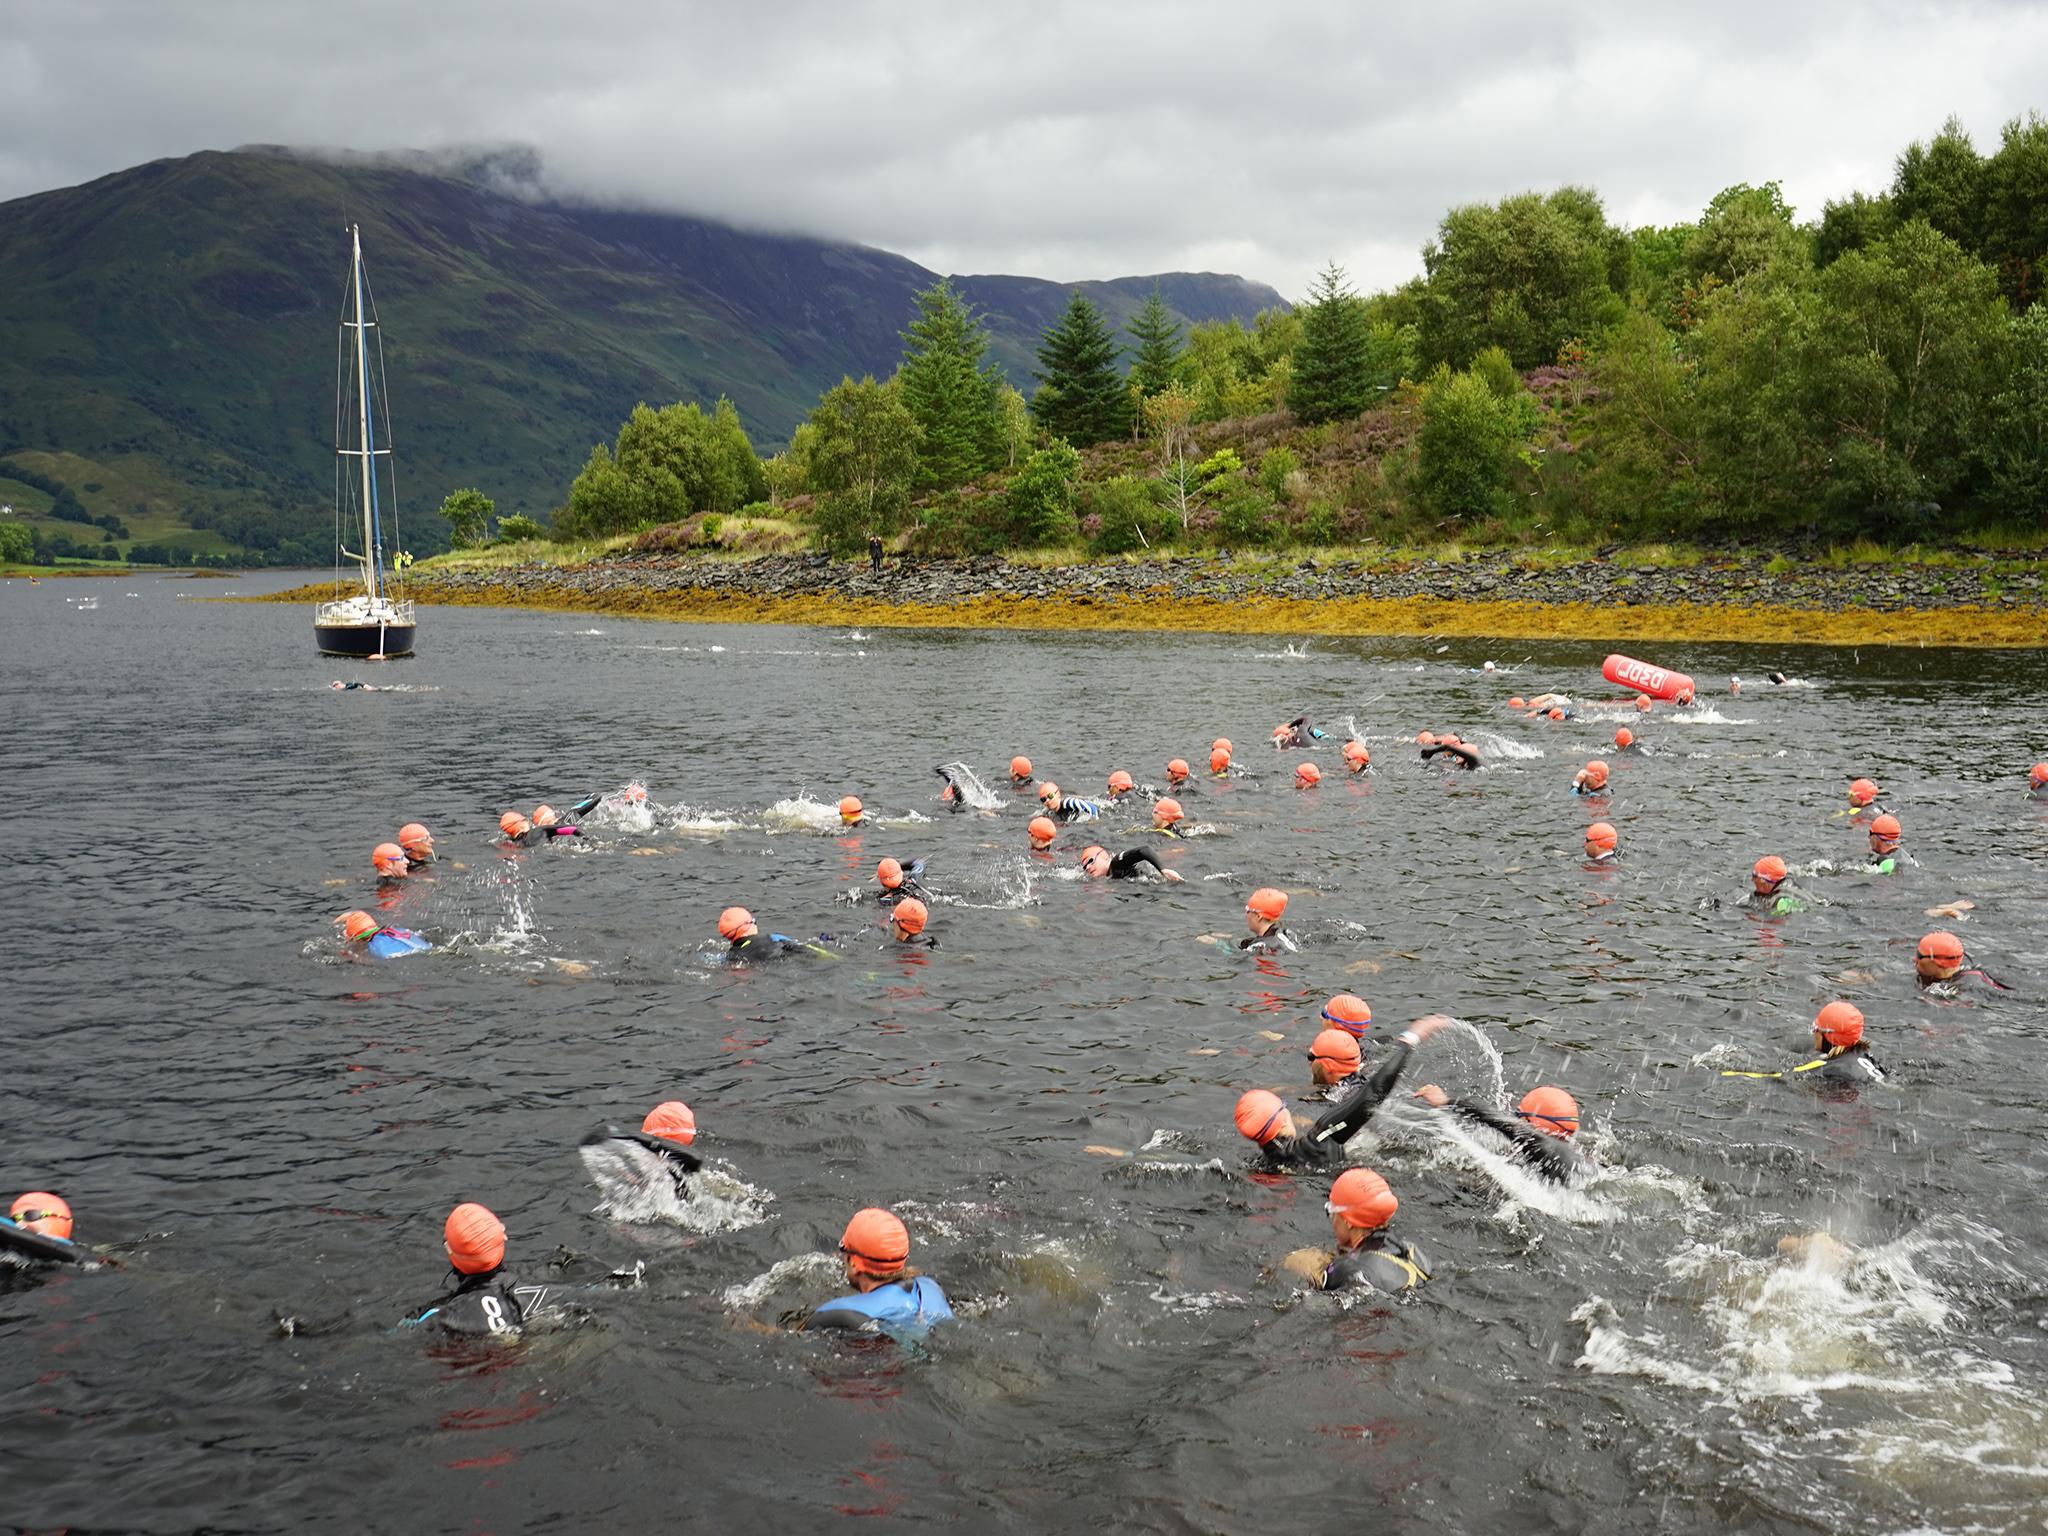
top-left (350, 225), bottom-right (382, 602)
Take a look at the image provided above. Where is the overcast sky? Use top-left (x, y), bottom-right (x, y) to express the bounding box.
top-left (4, 1), bottom-right (2044, 299)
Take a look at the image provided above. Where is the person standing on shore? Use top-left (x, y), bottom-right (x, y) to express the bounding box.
top-left (867, 534), bottom-right (883, 574)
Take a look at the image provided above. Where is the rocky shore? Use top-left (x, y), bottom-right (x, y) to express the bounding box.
top-left (265, 549), bottom-right (2048, 646)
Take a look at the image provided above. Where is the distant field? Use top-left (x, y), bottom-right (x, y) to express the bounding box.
top-left (1, 453), bottom-right (241, 557)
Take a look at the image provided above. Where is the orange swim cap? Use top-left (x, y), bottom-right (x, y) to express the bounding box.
top-left (718, 906), bottom-right (757, 942)
top-left (444, 1202), bottom-right (506, 1275)
top-left (1209, 747), bottom-right (1231, 773)
top-left (1585, 822), bottom-right (1618, 853)
top-left (1154, 797), bottom-right (1185, 825)
top-left (1507, 697), bottom-right (1526, 710)
top-left (1849, 778), bottom-right (1880, 807)
top-left (641, 1100), bottom-right (698, 1146)
top-left (1417, 731), bottom-right (1437, 747)
top-left (1815, 1000), bottom-right (1864, 1048)
top-left (1234, 1089), bottom-right (1289, 1144)
top-left (498, 810), bottom-right (527, 837)
top-left (1246, 887), bottom-right (1288, 921)
top-left (398, 822), bottom-right (432, 854)
top-left (891, 898), bottom-right (928, 937)
top-left (1027, 815), bottom-right (1057, 848)
top-left (1295, 762), bottom-right (1321, 787)
top-left (1010, 756), bottom-right (1033, 780)
top-left (10, 1192), bottom-right (72, 1240)
top-left (1752, 855), bottom-right (1788, 887)
top-left (1321, 993), bottom-right (1372, 1036)
top-left (1614, 728), bottom-right (1634, 750)
top-left (876, 858), bottom-right (905, 890)
top-left (533, 804), bottom-right (556, 827)
top-left (1342, 740), bottom-right (1369, 767)
top-left (1107, 770), bottom-right (1134, 794)
top-left (1166, 758), bottom-right (1190, 782)
top-left (838, 795), bottom-right (863, 822)
top-left (1517, 1086), bottom-right (1579, 1138)
top-left (1869, 813), bottom-right (1901, 844)
top-left (1547, 708), bottom-right (1565, 721)
top-left (372, 842), bottom-right (407, 875)
top-left (2030, 762), bottom-right (2048, 786)
top-left (1038, 781), bottom-right (1060, 805)
top-left (1581, 760), bottom-right (1610, 788)
top-left (1635, 694), bottom-right (1652, 712)
top-left (1917, 931), bottom-right (1965, 966)
top-left (1327, 1168), bottom-right (1397, 1231)
top-left (840, 1207), bottom-right (910, 1277)
top-left (1212, 738), bottom-right (1233, 755)
top-left (337, 909), bottom-right (379, 943)
top-left (1310, 1028), bottom-right (1362, 1077)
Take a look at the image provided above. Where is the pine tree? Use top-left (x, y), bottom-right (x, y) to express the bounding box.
top-left (1289, 262), bottom-right (1375, 425)
top-left (896, 280), bottom-right (1004, 491)
top-left (1032, 292), bottom-right (1131, 445)
top-left (1125, 283), bottom-right (1185, 397)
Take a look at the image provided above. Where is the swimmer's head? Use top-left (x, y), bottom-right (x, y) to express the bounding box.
top-left (533, 804), bottom-right (557, 828)
top-left (1868, 813), bottom-right (1901, 854)
top-left (1635, 694), bottom-right (1652, 713)
top-left (1517, 1086), bottom-right (1579, 1139)
top-left (1234, 1089), bottom-right (1292, 1145)
top-left (1321, 993), bottom-right (1372, 1038)
top-left (1483, 660), bottom-right (1497, 671)
top-left (641, 1100), bottom-right (697, 1148)
top-left (1417, 731), bottom-right (1437, 747)
top-left (444, 1202), bottom-right (506, 1275)
top-left (1107, 770), bottom-right (1134, 796)
top-left (1674, 688), bottom-right (1694, 706)
top-left (876, 857), bottom-right (905, 891)
top-left (398, 822), bottom-right (433, 859)
top-left (1546, 708), bottom-right (1565, 721)
top-left (499, 810), bottom-right (531, 839)
top-left (2032, 762), bottom-right (2048, 788)
top-left (1153, 797), bottom-right (1184, 829)
top-left (1271, 724), bottom-right (1290, 743)
top-left (1342, 740), bottom-right (1369, 771)
top-left (1079, 846), bottom-right (1110, 879)
top-left (372, 842), bottom-right (408, 877)
top-left (838, 795), bottom-right (863, 825)
top-left (1751, 855), bottom-right (1788, 894)
top-left (1507, 698), bottom-right (1526, 710)
top-left (1814, 1000), bottom-right (1864, 1050)
top-left (1326, 1168), bottom-right (1397, 1239)
top-left (1584, 822), bottom-right (1618, 858)
top-left (1309, 1028), bottom-right (1362, 1084)
top-left (1038, 782), bottom-right (1060, 806)
top-left (1009, 755), bottom-right (1033, 783)
top-left (623, 784), bottom-right (648, 805)
top-left (1915, 930), bottom-right (1965, 982)
top-left (1166, 758), bottom-right (1191, 784)
top-left (1295, 762), bottom-right (1321, 788)
top-left (718, 906), bottom-right (758, 943)
top-left (840, 1207), bottom-right (910, 1280)
top-left (10, 1192), bottom-right (72, 1240)
top-left (336, 909), bottom-right (379, 943)
top-left (1245, 887), bottom-right (1288, 935)
top-left (1576, 760), bottom-right (1610, 791)
top-left (1848, 778), bottom-right (1880, 808)
top-left (1209, 747), bottom-right (1231, 774)
top-left (1027, 816), bottom-right (1058, 850)
top-left (889, 898), bottom-right (928, 940)
top-left (1613, 727), bottom-right (1635, 750)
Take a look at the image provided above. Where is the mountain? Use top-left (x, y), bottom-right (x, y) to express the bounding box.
top-left (0, 147), bottom-right (1285, 560)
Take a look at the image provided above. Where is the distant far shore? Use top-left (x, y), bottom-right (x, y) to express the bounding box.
top-left (254, 548), bottom-right (2048, 648)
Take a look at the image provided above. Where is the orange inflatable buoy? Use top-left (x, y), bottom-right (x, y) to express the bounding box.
top-left (1602, 654), bottom-right (1695, 702)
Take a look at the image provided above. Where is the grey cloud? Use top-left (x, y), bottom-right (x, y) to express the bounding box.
top-left (3, 0), bottom-right (2043, 301)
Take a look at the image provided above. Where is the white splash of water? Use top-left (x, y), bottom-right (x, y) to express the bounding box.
top-left (1467, 730), bottom-right (1545, 760)
top-left (578, 1140), bottom-right (772, 1231)
top-left (937, 761), bottom-right (1005, 811)
top-left (763, 794), bottom-right (842, 833)
top-left (720, 1252), bottom-right (840, 1310)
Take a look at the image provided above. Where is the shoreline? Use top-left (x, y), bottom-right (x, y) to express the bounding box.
top-left (253, 551), bottom-right (2048, 648)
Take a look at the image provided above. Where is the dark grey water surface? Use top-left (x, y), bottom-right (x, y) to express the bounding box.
top-left (4, 572), bottom-right (2047, 1535)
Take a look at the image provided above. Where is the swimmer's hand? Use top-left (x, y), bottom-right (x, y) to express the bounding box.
top-left (1405, 1015), bottom-right (1453, 1044)
top-left (1161, 869), bottom-right (1186, 883)
top-left (1282, 1247), bottom-right (1333, 1283)
top-left (1412, 1084), bottom-right (1450, 1108)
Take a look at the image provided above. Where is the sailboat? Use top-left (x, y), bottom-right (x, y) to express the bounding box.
top-left (314, 224), bottom-right (416, 658)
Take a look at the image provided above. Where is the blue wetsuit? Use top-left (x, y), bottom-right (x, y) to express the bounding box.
top-left (366, 927), bottom-right (432, 959)
top-left (806, 1276), bottom-right (954, 1341)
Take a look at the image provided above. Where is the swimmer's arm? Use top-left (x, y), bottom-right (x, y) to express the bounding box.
top-left (1311, 1036), bottom-right (1416, 1146)
top-left (1282, 1247), bottom-right (1335, 1285)
top-left (1441, 1098), bottom-right (1572, 1174)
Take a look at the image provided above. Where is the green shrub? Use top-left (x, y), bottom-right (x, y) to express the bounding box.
top-left (1212, 478), bottom-right (1279, 547)
top-left (1259, 446), bottom-right (1300, 501)
top-left (495, 513), bottom-right (547, 543)
top-left (1009, 440), bottom-right (1083, 546)
top-left (1084, 475), bottom-right (1174, 554)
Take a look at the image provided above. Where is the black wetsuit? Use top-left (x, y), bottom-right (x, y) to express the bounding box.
top-left (584, 1124), bottom-right (702, 1196)
top-left (1804, 1046), bottom-right (1886, 1085)
top-left (1316, 1232), bottom-right (1431, 1293)
top-left (726, 932), bottom-right (814, 962)
top-left (1105, 848), bottom-right (1169, 879)
top-left (1439, 1099), bottom-right (1587, 1184)
top-left (404, 1271), bottom-right (555, 1336)
top-left (934, 768), bottom-right (967, 813)
top-left (1241, 924), bottom-right (1295, 955)
top-left (1420, 743), bottom-right (1482, 770)
top-left (510, 824), bottom-right (580, 847)
top-left (1276, 715), bottom-right (1324, 749)
top-left (877, 859), bottom-right (928, 906)
top-left (1258, 1037), bottom-right (1417, 1170)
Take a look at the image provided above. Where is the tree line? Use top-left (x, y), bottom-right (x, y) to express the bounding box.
top-left (460, 111), bottom-right (2048, 556)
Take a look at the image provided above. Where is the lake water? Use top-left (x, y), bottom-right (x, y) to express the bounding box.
top-left (4, 570), bottom-right (2045, 1534)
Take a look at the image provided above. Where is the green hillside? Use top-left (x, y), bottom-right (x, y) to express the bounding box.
top-left (0, 148), bottom-right (1282, 563)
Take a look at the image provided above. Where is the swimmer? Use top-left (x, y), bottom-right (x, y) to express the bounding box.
top-left (1307, 1027), bottom-right (1362, 1097)
top-left (1865, 814), bottom-right (1906, 873)
top-left (1729, 676), bottom-right (1741, 695)
top-left (1209, 744), bottom-right (1233, 777)
top-left (886, 898), bottom-right (935, 947)
top-left (336, 909), bottom-right (433, 958)
top-left (1768, 671), bottom-right (1788, 686)
top-left (718, 906), bottom-right (827, 962)
top-left (1281, 1168), bottom-right (1430, 1293)
top-left (1164, 758), bottom-right (1192, 788)
top-left (2030, 763), bottom-right (2048, 798)
top-left (372, 842), bottom-right (409, 882)
top-left (581, 1101), bottom-right (704, 1198)
top-left (1572, 760), bottom-right (1610, 795)
top-left (1009, 756), bottom-right (1034, 787)
top-left (1105, 770), bottom-right (1136, 800)
top-left (1295, 762), bottom-right (1321, 789)
top-left (1413, 1083), bottom-right (1588, 1184)
top-left (1420, 739), bottom-right (1481, 770)
top-left (499, 809), bottom-right (580, 846)
top-left (1319, 993), bottom-right (1374, 1052)
top-left (1272, 714), bottom-right (1325, 749)
top-left (1027, 815), bottom-right (1058, 852)
top-left (837, 795), bottom-right (866, 828)
top-left (874, 857), bottom-right (927, 906)
top-left (402, 1203), bottom-right (556, 1336)
top-left (1613, 727), bottom-right (1636, 752)
top-left (1522, 692), bottom-right (1573, 718)
top-left (1, 1192), bottom-right (82, 1266)
top-left (802, 1208), bottom-right (954, 1342)
top-left (1240, 887), bottom-right (1292, 953)
top-left (1722, 1000), bottom-right (1886, 1086)
top-left (1634, 693), bottom-right (1652, 714)
top-left (1914, 930), bottom-right (2008, 992)
top-left (1342, 740), bottom-right (1371, 775)
top-left (1234, 1015), bottom-right (1450, 1170)
top-left (1744, 855), bottom-right (1809, 915)
top-left (1080, 845), bottom-right (1185, 883)
top-left (1840, 778), bottom-right (1884, 818)
top-left (1038, 781), bottom-right (1104, 823)
top-left (1583, 822), bottom-right (1619, 863)
top-left (1151, 798), bottom-right (1187, 838)
top-left (397, 822), bottom-right (434, 869)
top-left (933, 767), bottom-right (967, 813)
